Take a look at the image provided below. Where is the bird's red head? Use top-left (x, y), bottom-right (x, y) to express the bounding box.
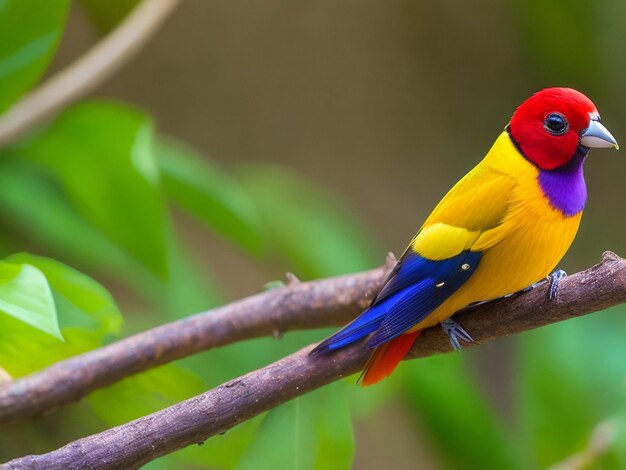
top-left (508, 87), bottom-right (611, 170)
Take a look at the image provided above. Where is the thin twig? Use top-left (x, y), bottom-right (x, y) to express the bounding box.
top-left (0, 263), bottom-right (390, 424)
top-left (0, 0), bottom-right (180, 147)
top-left (3, 252), bottom-right (626, 470)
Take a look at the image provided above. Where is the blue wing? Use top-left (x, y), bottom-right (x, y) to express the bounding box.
top-left (311, 250), bottom-right (482, 354)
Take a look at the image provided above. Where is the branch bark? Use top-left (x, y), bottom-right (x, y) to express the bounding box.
top-left (0, 258), bottom-right (392, 424)
top-left (4, 252), bottom-right (626, 470)
top-left (0, 0), bottom-right (180, 147)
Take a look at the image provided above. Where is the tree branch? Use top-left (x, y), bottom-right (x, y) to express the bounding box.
top-left (0, 0), bottom-right (180, 147)
top-left (0, 258), bottom-right (393, 424)
top-left (4, 252), bottom-right (626, 470)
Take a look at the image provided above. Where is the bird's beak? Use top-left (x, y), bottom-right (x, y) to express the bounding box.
top-left (581, 119), bottom-right (619, 149)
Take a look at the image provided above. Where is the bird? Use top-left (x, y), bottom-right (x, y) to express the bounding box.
top-left (310, 87), bottom-right (618, 386)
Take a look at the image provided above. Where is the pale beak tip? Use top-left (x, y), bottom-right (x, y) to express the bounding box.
top-left (581, 119), bottom-right (618, 150)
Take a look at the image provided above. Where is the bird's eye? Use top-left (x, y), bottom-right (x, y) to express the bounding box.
top-left (544, 113), bottom-right (569, 135)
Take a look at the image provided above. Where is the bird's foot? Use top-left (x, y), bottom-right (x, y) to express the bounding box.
top-left (441, 318), bottom-right (474, 351)
top-left (504, 269), bottom-right (566, 300)
top-left (547, 269), bottom-right (567, 301)
top-left (458, 269), bottom-right (566, 315)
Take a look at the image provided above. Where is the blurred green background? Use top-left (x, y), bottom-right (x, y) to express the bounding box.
top-left (0, 1), bottom-right (625, 469)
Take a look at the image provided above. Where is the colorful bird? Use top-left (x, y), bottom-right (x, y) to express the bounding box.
top-left (311, 87), bottom-right (618, 386)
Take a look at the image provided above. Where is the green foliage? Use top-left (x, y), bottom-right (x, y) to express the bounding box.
top-left (236, 382), bottom-right (354, 470)
top-left (156, 138), bottom-right (264, 254)
top-left (0, 159), bottom-right (132, 272)
top-left (0, 82), bottom-right (377, 466)
top-left (1, 326), bottom-right (98, 378)
top-left (88, 364), bottom-right (205, 425)
top-left (0, 259), bottom-right (60, 340)
top-left (6, 253), bottom-right (121, 335)
top-left (310, 383), bottom-right (355, 469)
top-left (402, 354), bottom-right (521, 470)
top-left (518, 306), bottom-right (626, 468)
top-left (238, 164), bottom-right (378, 278)
top-left (0, 0), bottom-right (69, 112)
top-left (19, 101), bottom-right (169, 277)
top-left (0, 253), bottom-right (121, 377)
top-left (152, 229), bottom-right (223, 317)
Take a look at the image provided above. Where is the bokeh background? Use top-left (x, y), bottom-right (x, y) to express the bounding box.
top-left (0, 1), bottom-right (625, 469)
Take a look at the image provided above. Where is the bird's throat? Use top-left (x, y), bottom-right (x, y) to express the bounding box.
top-left (537, 145), bottom-right (588, 217)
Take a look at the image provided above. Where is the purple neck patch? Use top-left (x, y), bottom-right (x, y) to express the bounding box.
top-left (538, 145), bottom-right (588, 217)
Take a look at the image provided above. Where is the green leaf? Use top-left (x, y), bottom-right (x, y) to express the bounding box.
top-left (236, 400), bottom-right (315, 470)
top-left (311, 383), bottom-right (354, 470)
top-left (0, 158), bottom-right (216, 315)
top-left (155, 228), bottom-right (223, 317)
top-left (0, 0), bottom-right (70, 112)
top-left (0, 252), bottom-right (123, 377)
top-left (0, 158), bottom-right (133, 272)
top-left (4, 252), bottom-right (122, 337)
top-left (518, 307), bottom-right (626, 468)
top-left (122, 225), bottom-right (224, 325)
top-left (401, 354), bottom-right (522, 470)
top-left (0, 325), bottom-right (100, 377)
top-left (78, 0), bottom-right (140, 33)
top-left (19, 100), bottom-right (169, 276)
top-left (237, 164), bottom-right (379, 278)
top-left (156, 138), bottom-right (265, 254)
top-left (236, 382), bottom-right (354, 470)
top-left (87, 363), bottom-right (205, 426)
top-left (0, 260), bottom-right (61, 340)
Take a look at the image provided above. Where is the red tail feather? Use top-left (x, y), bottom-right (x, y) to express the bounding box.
top-left (359, 330), bottom-right (422, 386)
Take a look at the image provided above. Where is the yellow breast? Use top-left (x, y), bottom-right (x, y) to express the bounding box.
top-left (411, 132), bottom-right (582, 329)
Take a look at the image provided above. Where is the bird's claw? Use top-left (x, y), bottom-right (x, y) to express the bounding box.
top-left (441, 318), bottom-right (474, 351)
top-left (506, 269), bottom-right (566, 301)
top-left (547, 269), bottom-right (567, 301)
top-left (458, 269), bottom-right (566, 315)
